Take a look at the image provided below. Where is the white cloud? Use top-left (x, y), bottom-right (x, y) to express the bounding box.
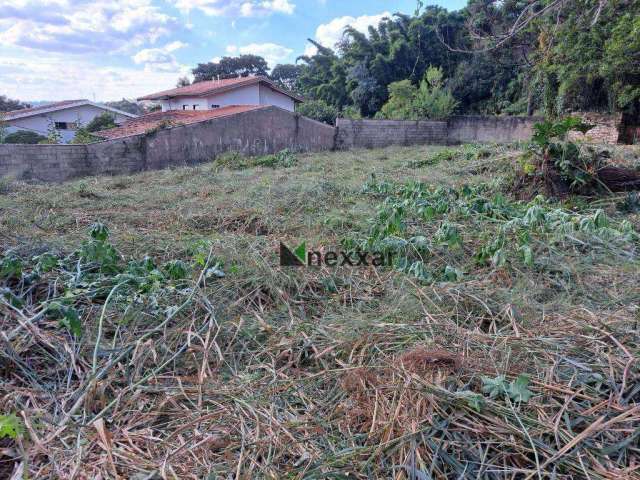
top-left (225, 42), bottom-right (293, 67)
top-left (0, 1), bottom-right (189, 100)
top-left (164, 40), bottom-right (188, 52)
top-left (0, 53), bottom-right (190, 101)
top-left (171, 0), bottom-right (295, 17)
top-left (305, 11), bottom-right (391, 56)
top-left (261, 0), bottom-right (295, 14)
top-left (0, 0), bottom-right (178, 54)
top-left (132, 41), bottom-right (188, 72)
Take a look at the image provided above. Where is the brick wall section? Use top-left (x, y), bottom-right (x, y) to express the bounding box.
top-left (336, 115), bottom-right (543, 149)
top-left (0, 107), bottom-right (336, 182)
top-left (567, 112), bottom-right (622, 144)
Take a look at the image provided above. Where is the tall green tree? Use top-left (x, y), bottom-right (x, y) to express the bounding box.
top-left (192, 55), bottom-right (269, 82)
top-left (297, 40), bottom-right (349, 109)
top-left (271, 64), bottom-right (304, 93)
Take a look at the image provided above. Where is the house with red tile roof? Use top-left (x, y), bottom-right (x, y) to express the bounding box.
top-left (2, 100), bottom-right (137, 144)
top-left (137, 75), bottom-right (303, 113)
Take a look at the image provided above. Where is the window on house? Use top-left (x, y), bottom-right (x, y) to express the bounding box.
top-left (211, 105), bottom-right (220, 109)
top-left (193, 105), bottom-right (197, 110)
top-left (54, 122), bottom-right (69, 130)
top-left (182, 105), bottom-right (188, 110)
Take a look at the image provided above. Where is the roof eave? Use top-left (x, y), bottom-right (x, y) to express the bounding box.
top-left (137, 77), bottom-right (304, 103)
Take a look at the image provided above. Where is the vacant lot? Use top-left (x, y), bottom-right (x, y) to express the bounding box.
top-left (1, 145), bottom-right (639, 479)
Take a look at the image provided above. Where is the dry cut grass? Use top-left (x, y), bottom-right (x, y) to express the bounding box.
top-left (0, 144), bottom-right (639, 479)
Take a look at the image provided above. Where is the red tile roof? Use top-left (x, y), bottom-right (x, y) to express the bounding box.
top-left (137, 75), bottom-right (304, 102)
top-left (3, 99), bottom-right (137, 120)
top-left (93, 105), bottom-right (267, 140)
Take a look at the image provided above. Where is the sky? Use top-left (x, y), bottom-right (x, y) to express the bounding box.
top-left (0, 0), bottom-right (467, 102)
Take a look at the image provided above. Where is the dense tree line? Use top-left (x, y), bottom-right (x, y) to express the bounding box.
top-left (188, 1), bottom-right (638, 122)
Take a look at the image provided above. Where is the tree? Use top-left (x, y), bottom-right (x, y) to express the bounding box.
top-left (71, 128), bottom-right (99, 144)
top-left (85, 112), bottom-right (117, 132)
top-left (192, 55), bottom-right (269, 82)
top-left (539, 2), bottom-right (640, 116)
top-left (0, 95), bottom-right (30, 112)
top-left (346, 62), bottom-right (385, 117)
top-left (414, 66), bottom-right (458, 119)
top-left (3, 130), bottom-right (48, 144)
top-left (378, 67), bottom-right (458, 120)
top-left (105, 99), bottom-right (144, 116)
top-left (40, 122), bottom-right (62, 144)
top-left (378, 80), bottom-right (417, 119)
top-left (176, 76), bottom-right (191, 87)
top-left (296, 100), bottom-right (339, 125)
top-left (297, 40), bottom-right (349, 109)
top-left (271, 64), bottom-right (303, 92)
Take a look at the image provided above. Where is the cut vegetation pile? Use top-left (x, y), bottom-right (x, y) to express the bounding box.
top-left (518, 117), bottom-right (640, 198)
top-left (1, 142), bottom-right (639, 479)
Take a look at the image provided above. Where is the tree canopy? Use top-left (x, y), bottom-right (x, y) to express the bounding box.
top-left (192, 55), bottom-right (269, 82)
top-left (290, 0), bottom-right (639, 119)
top-left (0, 95), bottom-right (31, 112)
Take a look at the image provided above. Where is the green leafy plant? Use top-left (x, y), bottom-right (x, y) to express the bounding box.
top-left (164, 260), bottom-right (190, 280)
top-left (81, 223), bottom-right (120, 273)
top-left (0, 252), bottom-right (23, 279)
top-left (253, 149), bottom-right (297, 168)
top-left (47, 302), bottom-right (82, 337)
top-left (378, 66), bottom-right (458, 120)
top-left (3, 130), bottom-right (48, 144)
top-left (71, 127), bottom-right (100, 144)
top-left (296, 100), bottom-right (338, 125)
top-left (531, 117), bottom-right (593, 148)
top-left (0, 413), bottom-right (24, 439)
top-left (482, 374), bottom-right (534, 403)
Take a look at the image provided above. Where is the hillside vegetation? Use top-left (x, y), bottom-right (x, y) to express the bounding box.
top-left (1, 144), bottom-right (639, 478)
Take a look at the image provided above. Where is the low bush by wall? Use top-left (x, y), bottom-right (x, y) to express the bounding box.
top-left (0, 107), bottom-right (336, 183)
top-left (336, 115), bottom-right (543, 149)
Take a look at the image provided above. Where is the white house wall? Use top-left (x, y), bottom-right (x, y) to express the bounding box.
top-left (161, 97), bottom-right (209, 112)
top-left (7, 105), bottom-right (131, 143)
top-left (159, 84), bottom-right (295, 112)
top-left (206, 85), bottom-right (261, 108)
top-left (259, 85), bottom-right (295, 111)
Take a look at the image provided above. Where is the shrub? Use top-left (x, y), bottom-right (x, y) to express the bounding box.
top-left (377, 80), bottom-right (416, 120)
top-left (341, 105), bottom-right (363, 120)
top-left (297, 100), bottom-right (338, 125)
top-left (3, 130), bottom-right (48, 144)
top-left (378, 67), bottom-right (458, 120)
top-left (71, 127), bottom-right (100, 144)
top-left (213, 151), bottom-right (249, 170)
top-left (213, 149), bottom-right (297, 170)
top-left (414, 66), bottom-right (459, 120)
top-left (253, 149), bottom-right (297, 168)
top-left (38, 122), bottom-right (62, 144)
top-left (85, 112), bottom-right (117, 132)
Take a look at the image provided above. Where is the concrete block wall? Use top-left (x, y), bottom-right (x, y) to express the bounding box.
top-left (446, 115), bottom-right (543, 144)
top-left (335, 119), bottom-right (448, 149)
top-left (0, 107), bottom-right (336, 183)
top-left (336, 115), bottom-right (544, 149)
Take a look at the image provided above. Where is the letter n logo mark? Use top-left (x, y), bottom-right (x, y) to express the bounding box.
top-left (280, 242), bottom-right (306, 267)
